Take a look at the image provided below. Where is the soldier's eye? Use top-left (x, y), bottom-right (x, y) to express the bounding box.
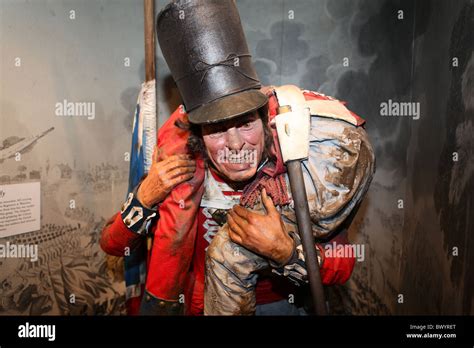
top-left (208, 131), bottom-right (225, 139)
top-left (240, 121), bottom-right (254, 129)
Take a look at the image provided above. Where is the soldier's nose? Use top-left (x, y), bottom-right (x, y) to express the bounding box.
top-left (226, 128), bottom-right (244, 151)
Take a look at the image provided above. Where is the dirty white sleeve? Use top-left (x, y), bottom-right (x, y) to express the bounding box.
top-left (300, 116), bottom-right (375, 240)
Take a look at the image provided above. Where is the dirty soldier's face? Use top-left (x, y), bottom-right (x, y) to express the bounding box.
top-left (202, 111), bottom-right (265, 182)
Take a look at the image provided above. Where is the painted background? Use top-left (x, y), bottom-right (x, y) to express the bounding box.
top-left (0, 0), bottom-right (472, 315)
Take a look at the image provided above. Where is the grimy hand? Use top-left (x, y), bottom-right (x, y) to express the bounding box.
top-left (137, 146), bottom-right (196, 208)
top-left (227, 188), bottom-right (294, 265)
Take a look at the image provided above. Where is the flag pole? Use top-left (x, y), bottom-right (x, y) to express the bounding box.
top-left (143, 0), bottom-right (156, 251)
top-left (122, 0), bottom-right (158, 315)
top-left (144, 0), bottom-right (156, 83)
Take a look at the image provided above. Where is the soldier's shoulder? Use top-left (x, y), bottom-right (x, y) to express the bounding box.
top-left (302, 89), bottom-right (366, 127)
top-left (263, 85), bottom-right (366, 127)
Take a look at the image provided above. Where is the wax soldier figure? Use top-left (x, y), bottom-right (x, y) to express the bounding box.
top-left (100, 0), bottom-right (375, 315)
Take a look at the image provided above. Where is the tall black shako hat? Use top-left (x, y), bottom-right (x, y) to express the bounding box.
top-left (156, 0), bottom-right (268, 125)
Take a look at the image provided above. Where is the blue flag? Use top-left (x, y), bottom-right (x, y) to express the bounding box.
top-left (124, 80), bottom-right (156, 310)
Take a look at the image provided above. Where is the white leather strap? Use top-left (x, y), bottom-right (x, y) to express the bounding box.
top-left (273, 85), bottom-right (311, 162)
top-left (306, 99), bottom-right (359, 126)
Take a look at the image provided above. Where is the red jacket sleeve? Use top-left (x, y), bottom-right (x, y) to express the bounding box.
top-left (317, 231), bottom-right (356, 286)
top-left (100, 212), bottom-right (144, 257)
